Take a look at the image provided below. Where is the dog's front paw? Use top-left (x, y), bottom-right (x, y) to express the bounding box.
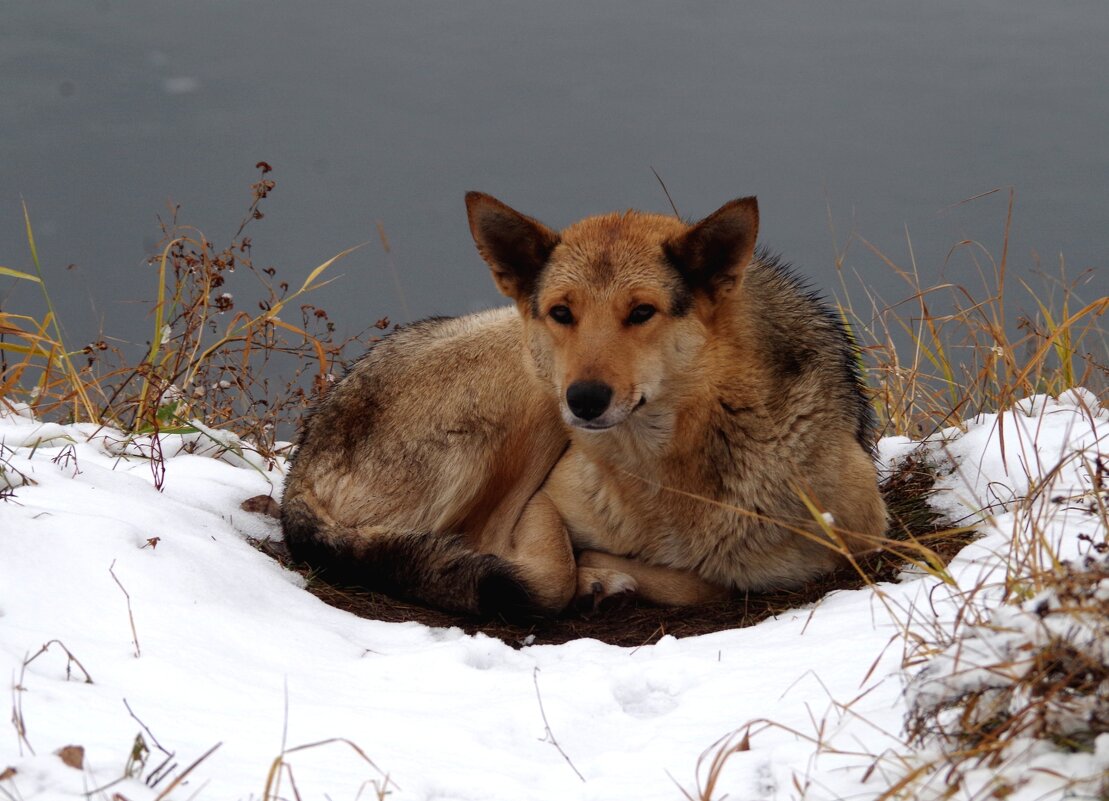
top-left (575, 567), bottom-right (638, 614)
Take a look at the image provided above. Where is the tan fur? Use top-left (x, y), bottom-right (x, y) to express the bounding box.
top-left (281, 193), bottom-right (888, 616)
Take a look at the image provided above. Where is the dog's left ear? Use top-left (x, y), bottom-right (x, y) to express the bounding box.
top-left (466, 192), bottom-right (561, 303)
top-left (664, 197), bottom-right (759, 298)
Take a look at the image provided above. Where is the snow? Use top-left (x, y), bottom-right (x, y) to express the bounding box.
top-left (1, 393), bottom-right (1106, 800)
top-left (907, 553), bottom-right (1109, 743)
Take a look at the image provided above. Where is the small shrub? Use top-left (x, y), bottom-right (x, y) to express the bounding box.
top-left (1, 164), bottom-right (378, 459)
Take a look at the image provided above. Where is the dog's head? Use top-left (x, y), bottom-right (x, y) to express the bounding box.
top-left (466, 192), bottom-right (758, 432)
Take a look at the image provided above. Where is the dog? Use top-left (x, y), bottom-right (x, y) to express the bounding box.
top-left (281, 193), bottom-right (888, 617)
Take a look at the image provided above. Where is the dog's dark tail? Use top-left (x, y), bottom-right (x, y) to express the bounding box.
top-left (281, 497), bottom-right (536, 619)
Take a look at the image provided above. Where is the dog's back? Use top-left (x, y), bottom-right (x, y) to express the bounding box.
top-left (281, 308), bottom-right (566, 615)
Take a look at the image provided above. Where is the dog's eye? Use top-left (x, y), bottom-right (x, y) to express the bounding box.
top-left (626, 304), bottom-right (656, 325)
top-left (548, 305), bottom-right (574, 325)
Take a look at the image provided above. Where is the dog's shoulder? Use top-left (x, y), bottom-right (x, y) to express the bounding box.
top-left (742, 250), bottom-right (877, 449)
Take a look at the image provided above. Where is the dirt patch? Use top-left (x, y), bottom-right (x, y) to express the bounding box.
top-left (255, 455), bottom-right (971, 647)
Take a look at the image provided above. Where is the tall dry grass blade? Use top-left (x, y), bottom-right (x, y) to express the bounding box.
top-left (1012, 296), bottom-right (1107, 397)
top-left (0, 314), bottom-right (59, 405)
top-left (20, 201), bottom-right (97, 422)
top-left (135, 238), bottom-right (179, 427)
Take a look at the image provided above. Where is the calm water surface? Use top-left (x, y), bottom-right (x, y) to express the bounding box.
top-left (2, 1), bottom-right (1107, 350)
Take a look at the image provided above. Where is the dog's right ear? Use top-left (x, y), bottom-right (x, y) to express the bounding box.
top-left (664, 196), bottom-right (759, 300)
top-left (466, 192), bottom-right (560, 303)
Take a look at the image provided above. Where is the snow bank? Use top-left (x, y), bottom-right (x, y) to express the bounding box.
top-left (1, 392), bottom-right (1106, 800)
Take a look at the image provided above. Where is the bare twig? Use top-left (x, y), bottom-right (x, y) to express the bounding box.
top-left (146, 749), bottom-right (179, 789)
top-left (123, 701), bottom-right (173, 754)
top-left (23, 639), bottom-right (93, 683)
top-left (10, 660), bottom-right (33, 757)
top-left (650, 166), bottom-right (681, 218)
top-left (12, 640), bottom-right (95, 758)
top-left (109, 560), bottom-right (141, 658)
top-left (149, 431), bottom-right (166, 491)
top-left (532, 667), bottom-right (585, 783)
top-left (152, 741), bottom-right (222, 801)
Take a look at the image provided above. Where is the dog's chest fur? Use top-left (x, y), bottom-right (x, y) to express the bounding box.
top-left (558, 380), bottom-right (839, 591)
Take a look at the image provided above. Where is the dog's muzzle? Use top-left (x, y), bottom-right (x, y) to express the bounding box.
top-left (566, 380), bottom-right (613, 422)
top-left (564, 381), bottom-right (646, 430)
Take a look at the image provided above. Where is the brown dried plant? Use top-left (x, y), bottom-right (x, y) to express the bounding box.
top-left (1, 164), bottom-right (381, 461)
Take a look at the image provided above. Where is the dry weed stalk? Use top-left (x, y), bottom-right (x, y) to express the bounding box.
top-left (834, 188), bottom-right (1106, 439)
top-left (108, 559), bottom-right (141, 658)
top-left (533, 666), bottom-right (586, 783)
top-left (262, 737), bottom-right (395, 801)
top-left (0, 442), bottom-right (34, 500)
top-left (1, 164), bottom-right (380, 459)
top-left (9, 640), bottom-right (93, 758)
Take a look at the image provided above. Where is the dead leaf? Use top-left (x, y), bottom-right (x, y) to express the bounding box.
top-left (241, 495), bottom-right (281, 519)
top-left (142, 537), bottom-right (161, 550)
top-left (55, 744), bottom-right (84, 769)
top-left (0, 766), bottom-right (16, 781)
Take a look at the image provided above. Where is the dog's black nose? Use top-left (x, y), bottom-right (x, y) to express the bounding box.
top-left (566, 380), bottom-right (613, 421)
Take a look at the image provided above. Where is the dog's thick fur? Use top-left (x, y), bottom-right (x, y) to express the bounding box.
top-left (281, 193), bottom-right (888, 616)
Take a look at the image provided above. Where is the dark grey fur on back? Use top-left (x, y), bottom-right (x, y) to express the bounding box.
top-left (742, 247), bottom-right (877, 452)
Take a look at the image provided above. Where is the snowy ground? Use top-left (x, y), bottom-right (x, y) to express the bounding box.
top-left (1, 390), bottom-right (1106, 801)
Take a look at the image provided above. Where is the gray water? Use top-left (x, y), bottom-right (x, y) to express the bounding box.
top-left (2, 1), bottom-right (1107, 353)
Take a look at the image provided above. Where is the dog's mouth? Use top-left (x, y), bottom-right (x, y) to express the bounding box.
top-left (574, 420), bottom-right (617, 431)
top-left (566, 394), bottom-right (647, 432)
